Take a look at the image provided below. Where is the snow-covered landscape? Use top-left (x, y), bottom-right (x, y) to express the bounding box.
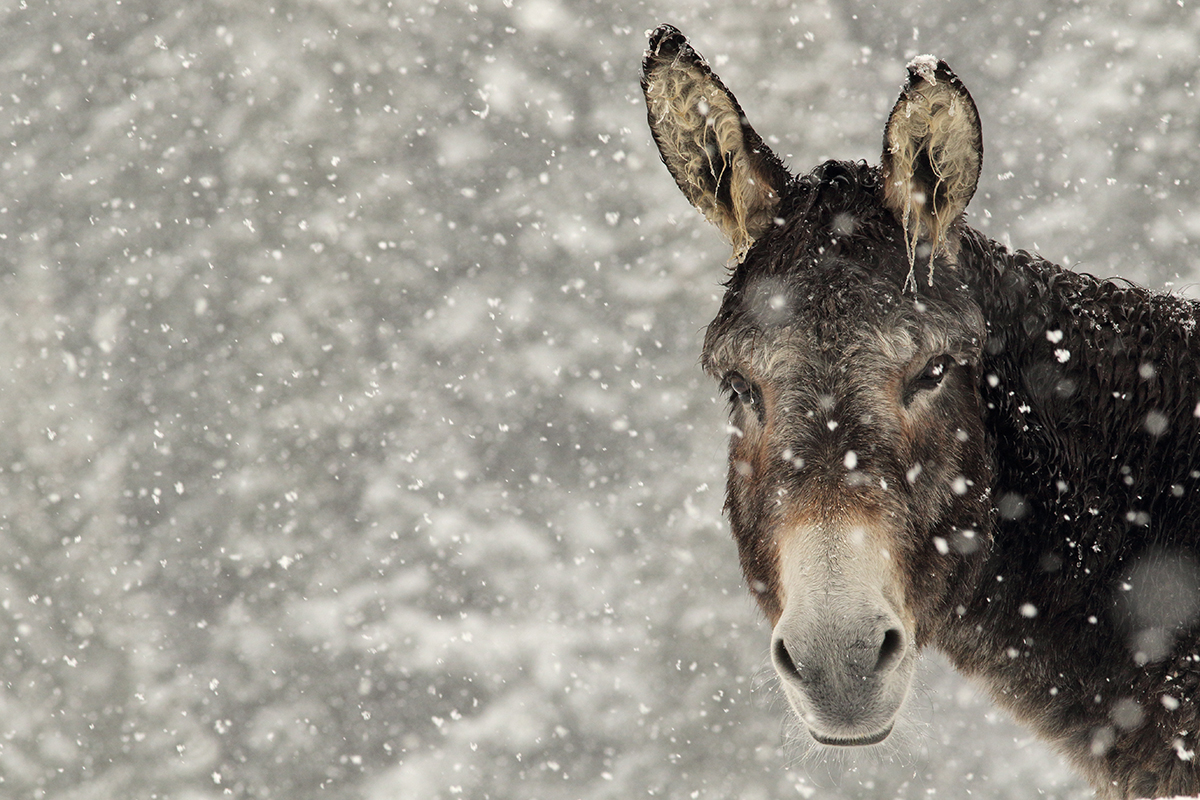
top-left (4, 1), bottom-right (1200, 797)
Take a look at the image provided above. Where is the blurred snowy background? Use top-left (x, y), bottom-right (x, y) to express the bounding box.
top-left (3, 0), bottom-right (1200, 797)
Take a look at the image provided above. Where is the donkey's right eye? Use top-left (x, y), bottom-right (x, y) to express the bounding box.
top-left (915, 355), bottom-right (953, 389)
top-left (903, 355), bottom-right (954, 405)
top-left (727, 371), bottom-right (754, 404)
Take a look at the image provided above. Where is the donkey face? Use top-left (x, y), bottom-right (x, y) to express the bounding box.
top-left (643, 26), bottom-right (994, 746)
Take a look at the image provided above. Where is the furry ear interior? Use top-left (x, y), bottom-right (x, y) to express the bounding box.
top-left (641, 25), bottom-right (792, 260)
top-left (881, 57), bottom-right (982, 284)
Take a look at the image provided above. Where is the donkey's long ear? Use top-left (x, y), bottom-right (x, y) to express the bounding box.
top-left (881, 57), bottom-right (982, 274)
top-left (642, 25), bottom-right (791, 259)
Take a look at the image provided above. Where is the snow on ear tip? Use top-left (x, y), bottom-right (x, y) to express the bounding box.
top-left (646, 24), bottom-right (683, 59)
top-left (905, 56), bottom-right (968, 92)
top-left (906, 55), bottom-right (941, 83)
top-left (644, 24), bottom-right (701, 72)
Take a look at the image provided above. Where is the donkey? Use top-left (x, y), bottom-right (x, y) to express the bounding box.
top-left (641, 24), bottom-right (1200, 799)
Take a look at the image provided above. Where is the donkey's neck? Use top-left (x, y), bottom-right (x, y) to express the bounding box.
top-left (935, 229), bottom-right (1200, 795)
top-left (968, 230), bottom-right (1200, 513)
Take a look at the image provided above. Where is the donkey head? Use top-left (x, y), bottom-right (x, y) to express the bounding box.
top-left (643, 25), bottom-right (994, 746)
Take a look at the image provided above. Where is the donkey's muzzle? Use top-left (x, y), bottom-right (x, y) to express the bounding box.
top-left (770, 608), bottom-right (913, 745)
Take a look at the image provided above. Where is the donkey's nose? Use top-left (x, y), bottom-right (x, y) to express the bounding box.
top-left (769, 612), bottom-right (911, 745)
top-left (773, 636), bottom-right (807, 683)
top-left (873, 627), bottom-right (906, 674)
top-left (772, 623), bottom-right (906, 687)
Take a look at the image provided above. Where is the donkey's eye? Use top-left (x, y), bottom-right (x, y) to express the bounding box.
top-left (726, 371), bottom-right (755, 404)
top-left (909, 355), bottom-right (953, 398)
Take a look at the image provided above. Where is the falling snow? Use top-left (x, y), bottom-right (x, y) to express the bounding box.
top-left (3, 2), bottom-right (1199, 800)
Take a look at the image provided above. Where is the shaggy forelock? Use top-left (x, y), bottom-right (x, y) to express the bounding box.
top-left (703, 261), bottom-right (984, 384)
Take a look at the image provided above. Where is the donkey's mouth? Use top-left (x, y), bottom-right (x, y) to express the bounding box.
top-left (810, 723), bottom-right (894, 747)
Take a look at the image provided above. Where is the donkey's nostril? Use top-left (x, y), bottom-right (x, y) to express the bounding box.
top-left (874, 628), bottom-right (905, 674)
top-left (773, 637), bottom-right (802, 681)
